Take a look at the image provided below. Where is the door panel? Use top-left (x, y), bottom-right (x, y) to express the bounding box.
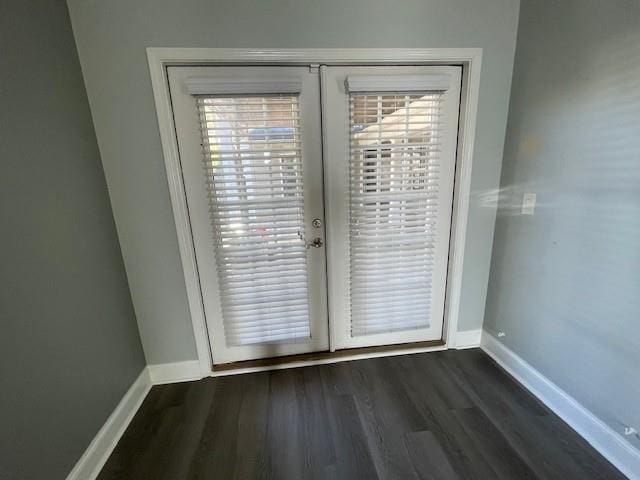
top-left (169, 66), bottom-right (328, 364)
top-left (322, 66), bottom-right (461, 350)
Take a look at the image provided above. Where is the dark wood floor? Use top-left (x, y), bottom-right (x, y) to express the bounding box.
top-left (98, 349), bottom-right (625, 479)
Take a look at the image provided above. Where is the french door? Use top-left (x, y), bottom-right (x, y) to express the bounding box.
top-left (168, 65), bottom-right (461, 364)
top-left (323, 66), bottom-right (461, 349)
top-left (170, 66), bottom-right (328, 364)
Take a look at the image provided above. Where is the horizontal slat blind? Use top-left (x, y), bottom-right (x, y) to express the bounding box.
top-left (349, 92), bottom-right (445, 336)
top-left (196, 95), bottom-right (311, 346)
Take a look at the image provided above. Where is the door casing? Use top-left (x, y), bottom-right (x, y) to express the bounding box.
top-left (147, 48), bottom-right (483, 377)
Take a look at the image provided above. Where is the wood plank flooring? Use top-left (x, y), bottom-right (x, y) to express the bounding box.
top-left (98, 349), bottom-right (625, 479)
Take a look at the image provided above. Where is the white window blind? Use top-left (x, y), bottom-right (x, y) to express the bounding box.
top-left (349, 92), bottom-right (445, 336)
top-left (196, 95), bottom-right (311, 346)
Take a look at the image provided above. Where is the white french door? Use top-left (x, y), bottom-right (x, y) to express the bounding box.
top-left (169, 67), bottom-right (329, 364)
top-left (323, 66), bottom-right (461, 350)
top-left (168, 65), bottom-right (461, 364)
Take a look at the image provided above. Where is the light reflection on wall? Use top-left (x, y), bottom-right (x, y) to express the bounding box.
top-left (484, 0), bottom-right (640, 452)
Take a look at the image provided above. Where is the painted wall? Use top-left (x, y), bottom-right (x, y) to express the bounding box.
top-left (66, 0), bottom-right (520, 363)
top-left (0, 1), bottom-right (146, 479)
top-left (485, 0), bottom-right (640, 451)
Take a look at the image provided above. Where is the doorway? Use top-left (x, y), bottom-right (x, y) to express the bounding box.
top-left (168, 64), bottom-right (461, 365)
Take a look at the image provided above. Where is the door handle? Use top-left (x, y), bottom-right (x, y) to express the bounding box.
top-left (305, 237), bottom-right (324, 249)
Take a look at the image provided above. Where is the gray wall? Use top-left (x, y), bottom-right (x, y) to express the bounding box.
top-left (485, 0), bottom-right (640, 451)
top-left (0, 1), bottom-right (146, 479)
top-left (67, 0), bottom-right (520, 364)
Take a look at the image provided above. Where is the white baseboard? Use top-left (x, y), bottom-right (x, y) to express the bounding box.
top-left (148, 360), bottom-right (203, 384)
top-left (454, 328), bottom-right (482, 349)
top-left (66, 368), bottom-right (152, 480)
top-left (481, 331), bottom-right (640, 480)
top-left (66, 360), bottom-right (202, 480)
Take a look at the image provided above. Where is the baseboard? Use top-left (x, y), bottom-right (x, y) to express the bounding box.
top-left (481, 331), bottom-right (640, 479)
top-left (66, 368), bottom-right (152, 480)
top-left (65, 360), bottom-right (201, 480)
top-left (148, 360), bottom-right (203, 384)
top-left (454, 328), bottom-right (482, 349)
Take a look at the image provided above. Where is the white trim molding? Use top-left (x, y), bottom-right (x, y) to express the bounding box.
top-left (147, 48), bottom-right (483, 371)
top-left (148, 360), bottom-right (203, 385)
top-left (66, 368), bottom-right (152, 480)
top-left (65, 362), bottom-right (206, 480)
top-left (481, 331), bottom-right (640, 479)
top-left (454, 329), bottom-right (482, 349)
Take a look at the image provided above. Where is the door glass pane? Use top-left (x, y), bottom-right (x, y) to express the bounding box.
top-left (349, 93), bottom-right (445, 336)
top-left (196, 95), bottom-right (311, 346)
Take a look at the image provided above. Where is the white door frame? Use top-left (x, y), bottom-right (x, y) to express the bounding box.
top-left (147, 48), bottom-right (483, 376)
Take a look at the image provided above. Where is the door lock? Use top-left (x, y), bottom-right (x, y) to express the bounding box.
top-left (312, 218), bottom-right (322, 228)
top-left (306, 237), bottom-right (324, 249)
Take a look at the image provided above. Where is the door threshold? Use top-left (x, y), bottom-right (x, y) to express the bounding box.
top-left (211, 339), bottom-right (446, 376)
